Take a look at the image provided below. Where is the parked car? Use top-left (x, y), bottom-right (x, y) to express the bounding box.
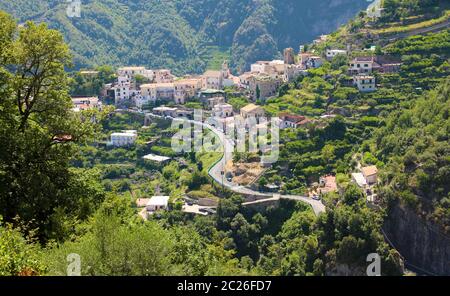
top-left (312, 195), bottom-right (321, 201)
top-left (199, 208), bottom-right (217, 215)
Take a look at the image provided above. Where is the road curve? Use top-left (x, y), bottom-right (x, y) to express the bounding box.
top-left (146, 113), bottom-right (326, 216)
top-left (198, 119), bottom-right (326, 216)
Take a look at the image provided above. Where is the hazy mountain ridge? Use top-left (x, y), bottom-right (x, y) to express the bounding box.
top-left (0, 0), bottom-right (369, 73)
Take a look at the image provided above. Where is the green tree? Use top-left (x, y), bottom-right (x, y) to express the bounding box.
top-left (0, 219), bottom-right (46, 276)
top-left (0, 15), bottom-right (97, 241)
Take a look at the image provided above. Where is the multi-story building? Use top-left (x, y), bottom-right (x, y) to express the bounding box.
top-left (278, 113), bottom-right (311, 129)
top-left (248, 74), bottom-right (282, 100)
top-left (117, 66), bottom-right (153, 80)
top-left (110, 130), bottom-right (138, 147)
top-left (306, 56), bottom-right (323, 69)
top-left (153, 69), bottom-right (175, 83)
top-left (284, 64), bottom-right (308, 82)
top-left (202, 70), bottom-right (222, 90)
top-left (114, 76), bottom-right (142, 105)
top-left (348, 56), bottom-right (376, 74)
top-left (238, 72), bottom-right (254, 89)
top-left (240, 104), bottom-right (265, 120)
top-left (299, 52), bottom-right (312, 69)
top-left (72, 96), bottom-right (101, 112)
top-left (325, 49), bottom-right (347, 60)
top-left (213, 103), bottom-right (233, 118)
top-left (353, 75), bottom-right (376, 92)
top-left (201, 61), bottom-right (235, 90)
top-left (174, 78), bottom-right (202, 104)
top-left (140, 83), bottom-right (175, 105)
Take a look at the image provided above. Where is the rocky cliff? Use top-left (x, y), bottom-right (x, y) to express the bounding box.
top-left (383, 202), bottom-right (450, 275)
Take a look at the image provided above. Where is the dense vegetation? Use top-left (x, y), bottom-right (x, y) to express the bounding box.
top-left (0, 11), bottom-right (105, 242)
top-left (1, 0), bottom-right (449, 275)
top-left (375, 79), bottom-right (450, 231)
top-left (0, 0), bottom-right (367, 74)
top-left (379, 0), bottom-right (443, 23)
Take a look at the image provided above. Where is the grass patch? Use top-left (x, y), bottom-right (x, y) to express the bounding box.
top-left (204, 46), bottom-right (231, 70)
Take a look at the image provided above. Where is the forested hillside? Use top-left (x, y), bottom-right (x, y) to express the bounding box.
top-left (1, 0), bottom-right (449, 277)
top-left (0, 0), bottom-right (368, 74)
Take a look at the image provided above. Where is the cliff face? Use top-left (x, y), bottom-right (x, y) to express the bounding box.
top-left (383, 203), bottom-right (450, 275)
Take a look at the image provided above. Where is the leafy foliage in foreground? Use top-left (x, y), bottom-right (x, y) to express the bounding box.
top-left (0, 12), bottom-right (104, 242)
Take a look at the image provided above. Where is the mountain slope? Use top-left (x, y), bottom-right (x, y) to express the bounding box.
top-left (0, 0), bottom-right (368, 74)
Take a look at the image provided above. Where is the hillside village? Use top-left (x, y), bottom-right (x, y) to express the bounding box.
top-left (1, 0), bottom-right (449, 278)
top-left (102, 46), bottom-right (401, 109)
top-left (70, 21), bottom-right (409, 219)
top-left (66, 0), bottom-right (450, 237)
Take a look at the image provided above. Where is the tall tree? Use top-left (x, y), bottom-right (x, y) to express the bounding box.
top-left (0, 13), bottom-right (97, 241)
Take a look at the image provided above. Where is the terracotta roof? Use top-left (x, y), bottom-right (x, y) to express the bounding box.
top-left (241, 104), bottom-right (263, 113)
top-left (279, 113), bottom-right (312, 125)
top-left (352, 56), bottom-right (375, 62)
top-left (140, 83), bottom-right (174, 88)
top-left (361, 165), bottom-right (378, 177)
top-left (203, 70), bottom-right (222, 77)
top-left (279, 113), bottom-right (305, 123)
top-left (119, 66), bottom-right (146, 71)
top-left (320, 175), bottom-right (337, 192)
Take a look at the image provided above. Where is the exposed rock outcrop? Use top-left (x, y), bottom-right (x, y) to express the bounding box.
top-left (383, 203), bottom-right (450, 275)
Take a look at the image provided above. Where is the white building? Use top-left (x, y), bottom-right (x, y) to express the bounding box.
top-left (326, 49), bottom-right (347, 60)
top-left (213, 103), bottom-right (233, 118)
top-left (72, 96), bottom-right (101, 112)
top-left (201, 61), bottom-right (234, 90)
top-left (250, 60), bottom-right (285, 80)
top-left (110, 130), bottom-right (137, 147)
top-left (352, 172), bottom-right (367, 188)
top-left (353, 75), bottom-right (376, 92)
top-left (114, 76), bottom-right (132, 103)
top-left (278, 113), bottom-right (311, 129)
top-left (174, 78), bottom-right (202, 104)
top-left (367, 0), bottom-right (383, 18)
top-left (143, 154), bottom-right (171, 165)
top-left (146, 196), bottom-right (170, 212)
top-left (152, 106), bottom-right (178, 117)
top-left (361, 165), bottom-right (378, 184)
top-left (117, 66), bottom-right (153, 80)
top-left (152, 69), bottom-right (175, 83)
top-left (306, 56), bottom-right (323, 69)
top-left (348, 57), bottom-right (377, 75)
top-left (140, 83), bottom-right (175, 104)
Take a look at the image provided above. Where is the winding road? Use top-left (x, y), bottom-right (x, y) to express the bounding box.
top-left (191, 118), bottom-right (325, 216)
top-left (146, 112), bottom-right (326, 216)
